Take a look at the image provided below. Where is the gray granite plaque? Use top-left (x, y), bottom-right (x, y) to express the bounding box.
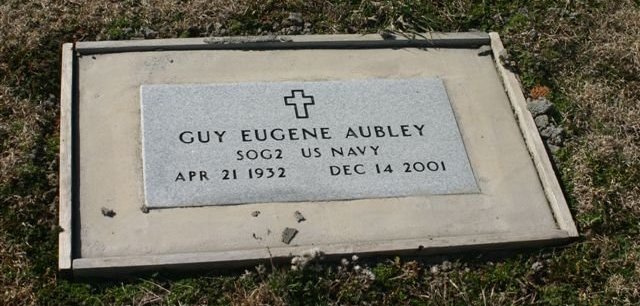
top-left (141, 78), bottom-right (478, 208)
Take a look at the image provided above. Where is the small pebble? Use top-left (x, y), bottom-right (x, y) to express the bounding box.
top-left (294, 210), bottom-right (306, 223)
top-left (101, 207), bottom-right (116, 218)
top-left (379, 29), bottom-right (396, 40)
top-left (282, 227), bottom-right (298, 244)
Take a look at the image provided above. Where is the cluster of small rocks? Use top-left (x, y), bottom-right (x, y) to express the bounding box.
top-left (527, 97), bottom-right (564, 153)
top-left (97, 11), bottom-right (316, 41)
top-left (108, 27), bottom-right (159, 40)
top-left (270, 12), bottom-right (313, 35)
top-left (498, 49), bottom-right (518, 72)
top-left (211, 22), bottom-right (228, 36)
top-left (214, 12), bottom-right (314, 37)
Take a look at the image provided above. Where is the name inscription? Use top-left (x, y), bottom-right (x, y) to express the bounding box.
top-left (141, 78), bottom-right (478, 208)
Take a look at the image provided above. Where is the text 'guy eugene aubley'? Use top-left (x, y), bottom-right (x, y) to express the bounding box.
top-left (177, 124), bottom-right (427, 144)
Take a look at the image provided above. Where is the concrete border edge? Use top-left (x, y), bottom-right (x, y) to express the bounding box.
top-left (74, 32), bottom-right (490, 54)
top-left (72, 229), bottom-right (571, 278)
top-left (489, 32), bottom-right (579, 238)
top-left (59, 43), bottom-right (74, 274)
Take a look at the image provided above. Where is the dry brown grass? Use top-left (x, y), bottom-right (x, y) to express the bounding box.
top-left (561, 6), bottom-right (640, 225)
top-left (0, 235), bottom-right (36, 304)
top-left (0, 86), bottom-right (50, 186)
top-left (225, 281), bottom-right (287, 306)
top-left (0, 87), bottom-right (57, 306)
top-left (500, 0), bottom-right (640, 229)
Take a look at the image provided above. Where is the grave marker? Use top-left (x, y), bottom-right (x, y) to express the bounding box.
top-left (140, 79), bottom-right (478, 208)
top-left (58, 33), bottom-right (578, 277)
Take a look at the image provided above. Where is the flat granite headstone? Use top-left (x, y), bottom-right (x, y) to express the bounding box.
top-left (141, 78), bottom-right (478, 208)
top-left (59, 33), bottom-right (578, 277)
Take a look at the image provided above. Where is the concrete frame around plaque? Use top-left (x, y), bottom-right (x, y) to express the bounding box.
top-left (59, 33), bottom-right (578, 278)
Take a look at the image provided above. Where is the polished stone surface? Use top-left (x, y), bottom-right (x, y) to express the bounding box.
top-left (140, 78), bottom-right (478, 208)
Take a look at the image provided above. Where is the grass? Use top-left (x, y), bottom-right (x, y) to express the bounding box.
top-left (1, 0), bottom-right (639, 304)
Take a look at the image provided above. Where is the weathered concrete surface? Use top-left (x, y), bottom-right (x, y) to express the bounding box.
top-left (74, 44), bottom-right (565, 273)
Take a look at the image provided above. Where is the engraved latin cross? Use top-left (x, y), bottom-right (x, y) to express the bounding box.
top-left (284, 90), bottom-right (315, 119)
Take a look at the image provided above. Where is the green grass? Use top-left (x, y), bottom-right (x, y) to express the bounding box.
top-left (1, 0), bottom-right (639, 305)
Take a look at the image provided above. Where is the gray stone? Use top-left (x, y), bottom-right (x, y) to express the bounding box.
top-left (527, 98), bottom-right (553, 117)
top-left (534, 115), bottom-right (550, 129)
top-left (282, 227), bottom-right (298, 244)
top-left (294, 211), bottom-right (306, 223)
top-left (289, 25), bottom-right (302, 34)
top-left (141, 27), bottom-right (158, 39)
top-left (287, 12), bottom-right (304, 25)
top-left (44, 93), bottom-right (56, 106)
top-left (540, 125), bottom-right (563, 144)
top-left (379, 29), bottom-right (396, 40)
top-left (548, 127), bottom-right (564, 145)
top-left (550, 126), bottom-right (564, 138)
top-left (540, 125), bottom-right (554, 139)
top-left (548, 144), bottom-right (561, 154)
top-left (498, 49), bottom-right (517, 71)
top-left (141, 78), bottom-right (479, 208)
